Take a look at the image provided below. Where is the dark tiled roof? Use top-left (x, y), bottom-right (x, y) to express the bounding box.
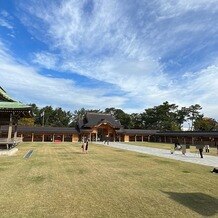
top-left (79, 113), bottom-right (122, 129)
top-left (0, 126), bottom-right (78, 134)
top-left (116, 129), bottom-right (218, 138)
top-left (116, 129), bottom-right (158, 135)
top-left (156, 131), bottom-right (218, 137)
top-left (1, 125), bottom-right (218, 138)
top-left (77, 119), bottom-right (84, 129)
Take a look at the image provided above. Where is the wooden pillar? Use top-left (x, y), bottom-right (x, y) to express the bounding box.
top-left (124, 135), bottom-right (129, 142)
top-left (42, 134), bottom-right (44, 142)
top-left (96, 132), bottom-right (97, 141)
top-left (148, 135), bottom-right (150, 142)
top-left (142, 136), bottom-right (143, 142)
top-left (170, 137), bottom-right (173, 143)
top-left (72, 134), bottom-right (79, 142)
top-left (7, 113), bottom-right (13, 141)
top-left (52, 134), bottom-right (55, 142)
top-left (89, 133), bottom-right (92, 141)
top-left (31, 133), bottom-right (34, 142)
top-left (135, 135), bottom-right (137, 142)
top-left (62, 134), bottom-right (65, 142)
top-left (14, 122), bottom-right (18, 139)
top-left (192, 137), bottom-right (194, 145)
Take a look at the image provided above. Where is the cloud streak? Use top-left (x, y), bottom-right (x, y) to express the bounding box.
top-left (0, 0), bottom-right (217, 119)
top-left (0, 39), bottom-right (127, 110)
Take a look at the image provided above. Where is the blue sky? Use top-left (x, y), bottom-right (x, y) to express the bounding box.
top-left (0, 0), bottom-right (218, 120)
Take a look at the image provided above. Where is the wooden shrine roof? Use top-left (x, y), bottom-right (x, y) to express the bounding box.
top-left (0, 87), bottom-right (32, 114)
top-left (0, 87), bottom-right (14, 102)
top-left (116, 129), bottom-right (158, 135)
top-left (156, 131), bottom-right (218, 137)
top-left (78, 112), bottom-right (122, 129)
top-left (0, 126), bottom-right (78, 134)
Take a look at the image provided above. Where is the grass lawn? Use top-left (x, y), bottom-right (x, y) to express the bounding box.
top-left (126, 142), bottom-right (218, 156)
top-left (0, 142), bottom-right (217, 217)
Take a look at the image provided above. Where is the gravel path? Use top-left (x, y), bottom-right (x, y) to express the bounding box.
top-left (96, 142), bottom-right (218, 168)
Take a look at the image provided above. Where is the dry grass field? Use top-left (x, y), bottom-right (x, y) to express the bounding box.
top-left (0, 142), bottom-right (217, 217)
top-left (126, 142), bottom-right (218, 156)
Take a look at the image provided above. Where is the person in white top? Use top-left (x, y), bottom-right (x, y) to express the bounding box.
top-left (205, 144), bottom-right (210, 153)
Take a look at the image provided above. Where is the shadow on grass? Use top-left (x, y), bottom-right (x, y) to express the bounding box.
top-left (163, 191), bottom-right (218, 216)
top-left (182, 170), bottom-right (191, 173)
top-left (29, 175), bottom-right (46, 183)
top-left (0, 167), bottom-right (7, 171)
top-left (114, 149), bottom-right (126, 152)
top-left (154, 159), bottom-right (175, 165)
top-left (137, 154), bottom-right (150, 158)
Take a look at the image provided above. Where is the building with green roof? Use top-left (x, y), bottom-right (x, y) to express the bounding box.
top-left (0, 87), bottom-right (33, 149)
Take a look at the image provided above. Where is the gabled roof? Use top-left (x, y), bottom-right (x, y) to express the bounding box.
top-left (78, 112), bottom-right (122, 129)
top-left (0, 87), bottom-right (14, 102)
top-left (0, 87), bottom-right (32, 112)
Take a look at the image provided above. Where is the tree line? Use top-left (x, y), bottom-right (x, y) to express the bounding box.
top-left (19, 101), bottom-right (218, 131)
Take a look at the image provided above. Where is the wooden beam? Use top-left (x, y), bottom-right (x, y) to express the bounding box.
top-left (7, 113), bottom-right (13, 141)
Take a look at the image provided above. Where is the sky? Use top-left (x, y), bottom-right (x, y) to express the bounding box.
top-left (0, 0), bottom-right (218, 119)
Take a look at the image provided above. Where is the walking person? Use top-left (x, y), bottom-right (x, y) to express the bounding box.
top-left (81, 137), bottom-right (86, 153)
top-left (196, 144), bottom-right (204, 158)
top-left (81, 141), bottom-right (86, 153)
top-left (85, 139), bottom-right (89, 154)
top-left (216, 142), bottom-right (218, 155)
top-left (205, 144), bottom-right (210, 153)
top-left (198, 144), bottom-right (204, 158)
top-left (199, 148), bottom-right (203, 158)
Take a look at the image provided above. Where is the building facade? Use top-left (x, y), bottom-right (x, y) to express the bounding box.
top-left (1, 112), bottom-right (218, 147)
top-left (0, 87), bottom-right (33, 149)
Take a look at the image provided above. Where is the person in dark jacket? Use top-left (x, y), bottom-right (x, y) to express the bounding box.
top-left (196, 144), bottom-right (204, 158)
top-left (85, 139), bottom-right (89, 153)
top-left (199, 148), bottom-right (203, 158)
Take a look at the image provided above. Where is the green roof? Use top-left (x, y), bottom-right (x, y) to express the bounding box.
top-left (0, 87), bottom-right (31, 111)
top-left (0, 102), bottom-right (31, 110)
top-left (0, 87), bottom-right (15, 102)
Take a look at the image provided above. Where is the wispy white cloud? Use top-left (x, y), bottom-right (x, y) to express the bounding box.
top-left (1, 1), bottom-right (218, 119)
top-left (165, 64), bottom-right (218, 119)
top-left (0, 18), bottom-right (13, 29)
top-left (157, 0), bottom-right (218, 18)
top-left (0, 39), bottom-right (127, 110)
top-left (0, 10), bottom-right (14, 30)
top-left (33, 52), bottom-right (58, 70)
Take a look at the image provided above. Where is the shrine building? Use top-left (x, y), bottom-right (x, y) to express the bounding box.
top-left (0, 87), bottom-right (218, 148)
top-left (0, 87), bottom-right (33, 149)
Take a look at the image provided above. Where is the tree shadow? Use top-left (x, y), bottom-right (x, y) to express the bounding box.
top-left (163, 191), bottom-right (218, 216)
